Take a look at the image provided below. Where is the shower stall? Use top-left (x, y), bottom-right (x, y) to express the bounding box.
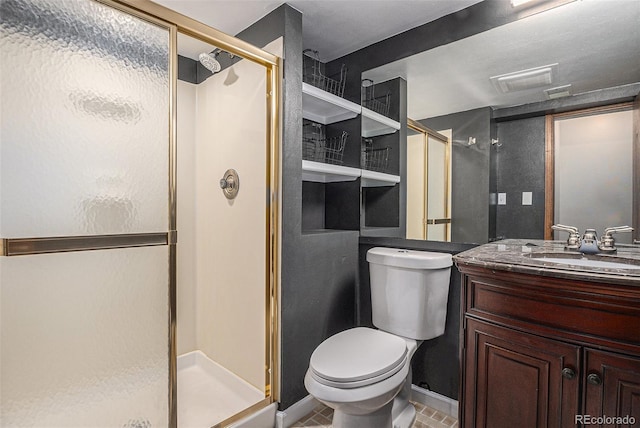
top-left (175, 33), bottom-right (282, 427)
top-left (0, 0), bottom-right (280, 427)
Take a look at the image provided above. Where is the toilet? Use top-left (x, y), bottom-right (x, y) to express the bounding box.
top-left (304, 247), bottom-right (452, 428)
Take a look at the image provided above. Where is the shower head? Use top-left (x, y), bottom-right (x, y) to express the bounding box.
top-left (198, 52), bottom-right (221, 73)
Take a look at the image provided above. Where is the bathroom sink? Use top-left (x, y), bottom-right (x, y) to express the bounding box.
top-left (527, 253), bottom-right (640, 270)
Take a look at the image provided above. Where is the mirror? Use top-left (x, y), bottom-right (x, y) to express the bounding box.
top-left (362, 0), bottom-right (640, 244)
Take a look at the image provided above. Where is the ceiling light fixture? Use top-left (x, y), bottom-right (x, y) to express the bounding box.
top-left (490, 63), bottom-right (558, 93)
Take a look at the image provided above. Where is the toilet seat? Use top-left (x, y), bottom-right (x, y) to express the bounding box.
top-left (309, 327), bottom-right (408, 389)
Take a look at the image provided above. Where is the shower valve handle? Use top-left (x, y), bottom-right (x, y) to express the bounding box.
top-left (219, 169), bottom-right (240, 199)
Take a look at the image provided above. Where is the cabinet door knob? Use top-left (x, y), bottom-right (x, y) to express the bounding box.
top-left (587, 373), bottom-right (603, 385)
top-left (561, 367), bottom-right (576, 379)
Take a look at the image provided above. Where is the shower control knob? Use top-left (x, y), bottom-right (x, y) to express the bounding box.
top-left (219, 169), bottom-right (240, 199)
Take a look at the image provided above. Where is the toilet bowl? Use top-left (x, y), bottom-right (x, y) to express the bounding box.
top-left (304, 327), bottom-right (417, 427)
top-left (304, 248), bottom-right (452, 428)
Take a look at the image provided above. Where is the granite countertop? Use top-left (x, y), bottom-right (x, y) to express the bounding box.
top-left (453, 239), bottom-right (640, 285)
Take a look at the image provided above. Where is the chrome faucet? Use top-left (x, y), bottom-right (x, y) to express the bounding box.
top-left (551, 224), bottom-right (581, 250)
top-left (552, 225), bottom-right (635, 254)
top-left (579, 228), bottom-right (600, 254)
top-left (599, 226), bottom-right (634, 253)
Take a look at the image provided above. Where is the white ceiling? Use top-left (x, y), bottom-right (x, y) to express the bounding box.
top-left (363, 0), bottom-right (640, 119)
top-left (153, 0), bottom-right (482, 61)
top-left (154, 0), bottom-right (639, 120)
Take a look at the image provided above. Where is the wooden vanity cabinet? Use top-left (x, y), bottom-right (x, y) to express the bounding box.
top-left (458, 265), bottom-right (640, 428)
top-left (583, 349), bottom-right (640, 425)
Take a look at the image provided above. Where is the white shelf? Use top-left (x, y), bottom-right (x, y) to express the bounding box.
top-left (361, 169), bottom-right (401, 187)
top-left (361, 107), bottom-right (401, 138)
top-left (302, 161), bottom-right (400, 187)
top-left (302, 160), bottom-right (361, 183)
top-left (302, 83), bottom-right (361, 125)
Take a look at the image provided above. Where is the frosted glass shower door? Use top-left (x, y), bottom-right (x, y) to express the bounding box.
top-left (406, 123), bottom-right (451, 241)
top-left (407, 132), bottom-right (426, 239)
top-left (0, 0), bottom-right (174, 426)
top-left (426, 135), bottom-right (450, 241)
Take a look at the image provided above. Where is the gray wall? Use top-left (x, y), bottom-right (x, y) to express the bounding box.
top-left (420, 108), bottom-right (492, 244)
top-left (244, 6), bottom-right (360, 409)
top-left (358, 237), bottom-right (477, 400)
top-left (495, 117), bottom-right (546, 239)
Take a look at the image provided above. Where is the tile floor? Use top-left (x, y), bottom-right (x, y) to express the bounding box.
top-left (292, 401), bottom-right (458, 428)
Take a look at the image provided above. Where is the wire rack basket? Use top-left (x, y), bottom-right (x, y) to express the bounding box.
top-left (361, 138), bottom-right (391, 172)
top-left (303, 49), bottom-right (347, 97)
top-left (303, 121), bottom-right (348, 165)
top-left (361, 79), bottom-right (391, 117)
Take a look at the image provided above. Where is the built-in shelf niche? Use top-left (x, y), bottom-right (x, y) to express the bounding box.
top-left (302, 180), bottom-right (360, 233)
top-left (362, 185), bottom-right (400, 228)
top-left (359, 77), bottom-right (406, 235)
top-left (301, 75), bottom-right (404, 235)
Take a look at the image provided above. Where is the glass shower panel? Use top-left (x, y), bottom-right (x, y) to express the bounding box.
top-left (0, 246), bottom-right (169, 427)
top-left (0, 0), bottom-right (173, 426)
top-left (406, 133), bottom-right (426, 239)
top-left (427, 136), bottom-right (447, 241)
top-left (0, 0), bottom-right (169, 238)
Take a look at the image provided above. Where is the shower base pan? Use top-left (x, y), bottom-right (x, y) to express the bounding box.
top-left (178, 350), bottom-right (264, 428)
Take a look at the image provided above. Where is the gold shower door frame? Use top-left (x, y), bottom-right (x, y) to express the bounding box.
top-left (0, 1), bottom-right (282, 427)
top-left (407, 119), bottom-right (451, 241)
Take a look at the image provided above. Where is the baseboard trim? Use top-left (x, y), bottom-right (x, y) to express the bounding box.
top-left (410, 384), bottom-right (459, 418)
top-left (275, 395), bottom-right (319, 428)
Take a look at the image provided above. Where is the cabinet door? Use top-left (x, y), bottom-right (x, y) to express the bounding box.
top-left (584, 349), bottom-right (640, 426)
top-left (463, 318), bottom-right (580, 428)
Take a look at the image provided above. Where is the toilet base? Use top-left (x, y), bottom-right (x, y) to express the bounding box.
top-left (333, 401), bottom-right (393, 428)
top-left (391, 366), bottom-right (416, 428)
top-left (392, 401), bottom-right (416, 428)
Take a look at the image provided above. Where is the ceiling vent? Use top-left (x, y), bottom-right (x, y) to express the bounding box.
top-left (490, 63), bottom-right (558, 93)
top-left (544, 84), bottom-right (572, 99)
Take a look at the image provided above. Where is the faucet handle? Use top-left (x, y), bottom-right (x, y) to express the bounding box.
top-left (551, 224), bottom-right (581, 250)
top-left (603, 225), bottom-right (634, 236)
top-left (600, 226), bottom-right (634, 253)
top-left (552, 224), bottom-right (579, 233)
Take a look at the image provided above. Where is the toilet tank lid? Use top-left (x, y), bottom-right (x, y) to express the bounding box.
top-left (367, 247), bottom-right (452, 269)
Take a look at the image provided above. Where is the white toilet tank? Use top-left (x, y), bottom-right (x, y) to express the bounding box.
top-left (367, 247), bottom-right (452, 340)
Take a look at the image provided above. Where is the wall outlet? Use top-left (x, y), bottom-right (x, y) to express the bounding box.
top-left (498, 193), bottom-right (507, 205)
top-left (522, 192), bottom-right (532, 205)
